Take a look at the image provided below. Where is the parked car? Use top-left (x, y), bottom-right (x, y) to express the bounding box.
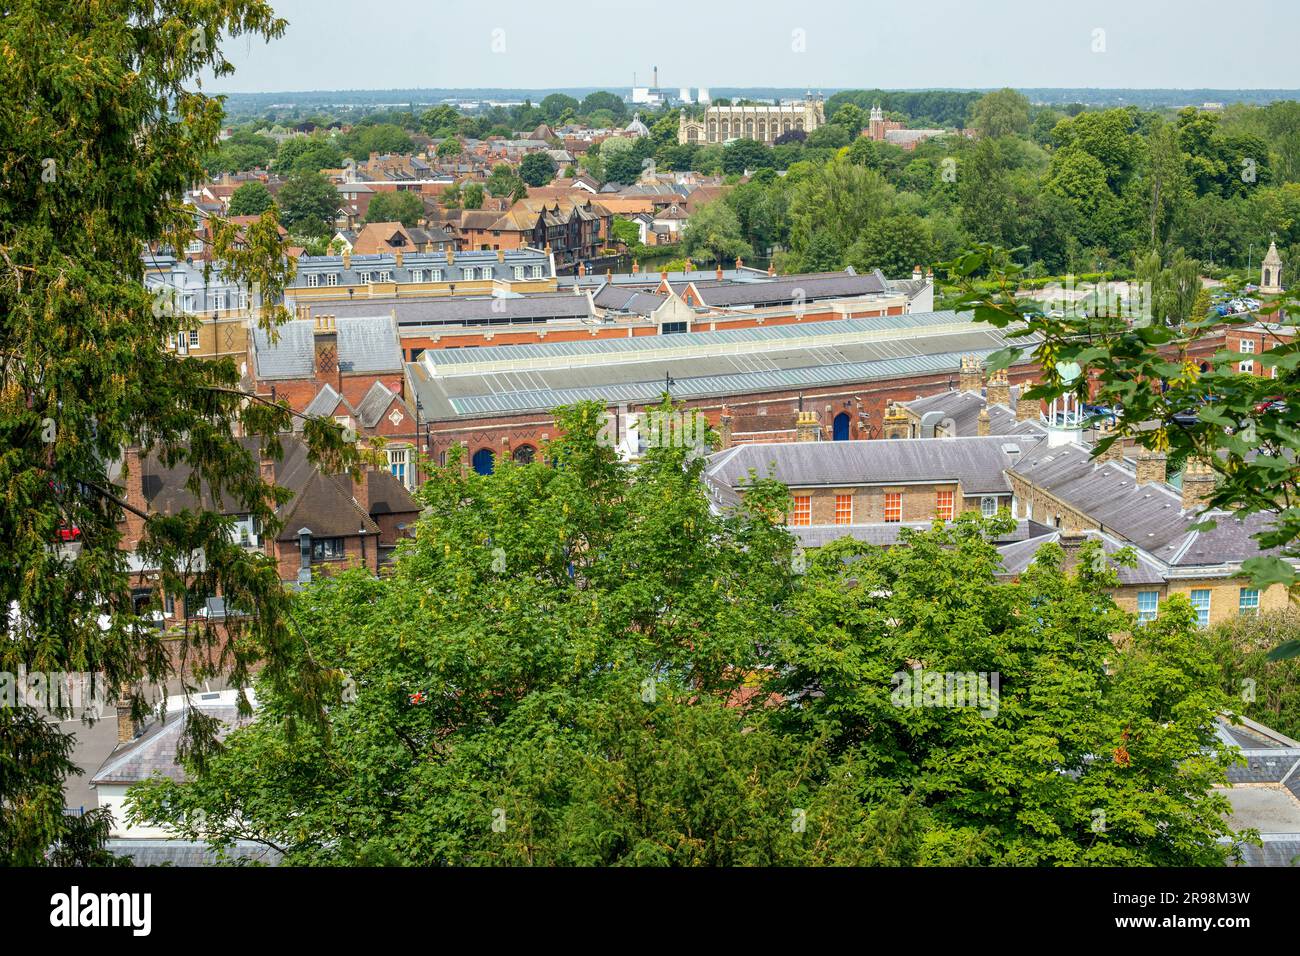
top-left (1254, 395), bottom-right (1288, 414)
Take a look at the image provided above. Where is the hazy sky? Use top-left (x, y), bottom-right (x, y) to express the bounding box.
top-left (207, 0), bottom-right (1300, 93)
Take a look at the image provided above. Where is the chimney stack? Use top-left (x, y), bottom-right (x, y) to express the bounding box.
top-left (976, 407), bottom-right (990, 437)
top-left (352, 466), bottom-right (373, 517)
top-left (1015, 390), bottom-right (1041, 422)
top-left (632, 259), bottom-right (640, 274)
top-left (313, 313), bottom-right (338, 378)
top-left (342, 250), bottom-right (351, 270)
top-left (986, 368), bottom-right (1011, 408)
top-left (1094, 420), bottom-right (1124, 463)
top-left (958, 354), bottom-right (983, 393)
top-left (912, 265), bottom-right (923, 282)
top-left (1135, 448), bottom-right (1167, 486)
top-left (795, 410), bottom-right (821, 442)
top-left (120, 447), bottom-right (146, 544)
top-left (1181, 457), bottom-right (1217, 510)
top-left (719, 406), bottom-right (734, 450)
top-left (394, 250), bottom-right (403, 268)
top-left (115, 696), bottom-right (139, 744)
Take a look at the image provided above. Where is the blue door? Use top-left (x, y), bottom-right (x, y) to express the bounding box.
top-left (472, 448), bottom-right (495, 476)
top-left (833, 412), bottom-right (851, 441)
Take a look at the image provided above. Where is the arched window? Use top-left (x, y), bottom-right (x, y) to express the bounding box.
top-left (833, 412), bottom-right (851, 441)
top-left (471, 448), bottom-right (495, 476)
top-left (513, 444), bottom-right (536, 464)
top-left (1264, 268), bottom-right (1271, 286)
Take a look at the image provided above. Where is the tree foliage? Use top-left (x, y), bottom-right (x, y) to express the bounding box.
top-left (127, 403), bottom-right (1242, 866)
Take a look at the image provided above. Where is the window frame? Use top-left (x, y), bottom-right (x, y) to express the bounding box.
top-left (791, 495), bottom-right (812, 526)
top-left (1189, 588), bottom-right (1212, 626)
top-left (936, 490), bottom-right (954, 521)
top-left (1136, 590), bottom-right (1159, 622)
top-left (1239, 587), bottom-right (1260, 616)
top-left (834, 494), bottom-right (853, 525)
top-left (884, 491), bottom-right (902, 523)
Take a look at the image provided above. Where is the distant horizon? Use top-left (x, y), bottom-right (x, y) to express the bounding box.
top-left (204, 1), bottom-right (1300, 93)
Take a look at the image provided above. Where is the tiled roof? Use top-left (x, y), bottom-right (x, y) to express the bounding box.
top-left (91, 697), bottom-right (250, 786)
top-left (703, 436), bottom-right (1039, 508)
top-left (252, 315), bottom-right (402, 380)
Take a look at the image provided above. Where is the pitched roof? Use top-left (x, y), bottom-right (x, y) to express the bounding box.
top-left (703, 436), bottom-right (1040, 510)
top-left (252, 315), bottom-right (402, 380)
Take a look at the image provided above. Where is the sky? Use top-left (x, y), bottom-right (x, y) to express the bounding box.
top-left (207, 0), bottom-right (1300, 93)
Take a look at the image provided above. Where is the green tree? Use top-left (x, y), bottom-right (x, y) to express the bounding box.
top-left (126, 421), bottom-right (1240, 865)
top-left (1204, 608), bottom-right (1300, 739)
top-left (773, 529), bottom-right (1238, 865)
top-left (722, 138), bottom-right (773, 175)
top-left (0, 0), bottom-right (361, 865)
top-left (579, 91), bottom-right (627, 122)
top-left (788, 158), bottom-right (894, 258)
top-left (435, 138), bottom-right (462, 158)
top-left (461, 183), bottom-right (485, 210)
top-left (804, 124), bottom-right (850, 150)
top-left (519, 152), bottom-right (557, 187)
top-left (365, 190), bottom-right (424, 226)
top-left (227, 180), bottom-right (275, 217)
top-left (277, 170), bottom-right (340, 236)
top-left (845, 213), bottom-right (935, 277)
top-left (969, 88), bottom-right (1031, 139)
top-left (419, 105), bottom-right (460, 137)
top-left (951, 244), bottom-right (1300, 659)
top-left (682, 200), bottom-right (753, 265)
top-left (540, 93), bottom-right (579, 122)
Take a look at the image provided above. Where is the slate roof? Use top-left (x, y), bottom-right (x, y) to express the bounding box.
top-left (307, 292), bottom-right (596, 328)
top-left (91, 697), bottom-right (249, 786)
top-left (691, 272), bottom-right (889, 308)
top-left (252, 314), bottom-right (402, 380)
top-left (105, 839), bottom-right (282, 867)
top-left (354, 380), bottom-right (401, 429)
top-left (788, 518), bottom-right (1051, 550)
top-left (702, 436), bottom-right (1040, 510)
top-left (905, 388), bottom-right (1048, 439)
top-left (1008, 445), bottom-right (1286, 568)
top-left (995, 529), bottom-right (1169, 585)
top-left (593, 285), bottom-right (668, 316)
top-left (137, 436), bottom-right (418, 540)
top-left (290, 248), bottom-right (550, 288)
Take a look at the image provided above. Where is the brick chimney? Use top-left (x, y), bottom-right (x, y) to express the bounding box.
top-left (768, 262), bottom-right (776, 276)
top-left (632, 259), bottom-right (640, 274)
top-left (795, 410), bottom-right (821, 442)
top-left (1015, 390), bottom-right (1041, 422)
top-left (1135, 448), bottom-right (1167, 486)
top-left (986, 368), bottom-right (1011, 408)
top-left (352, 466), bottom-right (372, 516)
top-left (719, 406), bottom-right (734, 450)
top-left (977, 407), bottom-right (990, 436)
top-left (736, 256), bottom-right (743, 270)
top-left (313, 314), bottom-right (338, 378)
top-left (342, 250), bottom-right (351, 270)
top-left (394, 250), bottom-right (403, 268)
top-left (496, 248), bottom-right (505, 262)
top-left (1094, 421), bottom-right (1124, 463)
top-left (1181, 457), bottom-right (1217, 510)
top-left (115, 695), bottom-right (138, 744)
top-left (577, 261), bottom-right (586, 277)
top-left (121, 447), bottom-right (146, 545)
top-left (958, 354), bottom-right (983, 393)
top-left (716, 264), bottom-right (723, 281)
